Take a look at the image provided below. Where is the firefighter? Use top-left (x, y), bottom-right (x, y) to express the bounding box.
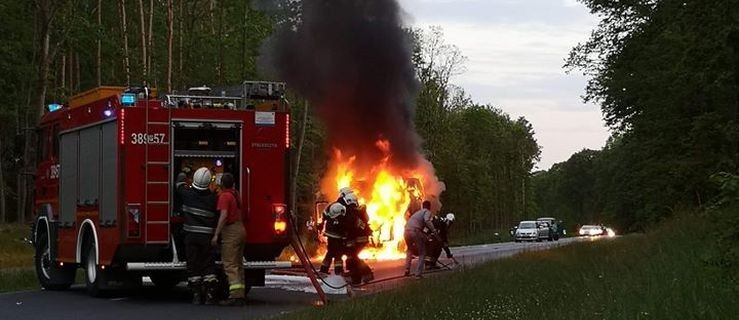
top-left (212, 173), bottom-right (246, 306)
top-left (404, 200), bottom-right (438, 279)
top-left (171, 172), bottom-right (188, 261)
top-left (424, 213), bottom-right (455, 269)
top-left (318, 202), bottom-right (348, 276)
top-left (344, 194), bottom-right (375, 285)
top-left (178, 167), bottom-right (220, 305)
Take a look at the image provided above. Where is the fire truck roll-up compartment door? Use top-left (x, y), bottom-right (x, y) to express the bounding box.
top-left (59, 133), bottom-right (78, 227)
top-left (59, 121), bottom-right (119, 227)
top-left (79, 127), bottom-right (101, 209)
top-left (100, 122), bottom-right (118, 224)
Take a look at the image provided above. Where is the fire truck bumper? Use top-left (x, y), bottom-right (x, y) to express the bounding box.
top-left (125, 261), bottom-right (295, 271)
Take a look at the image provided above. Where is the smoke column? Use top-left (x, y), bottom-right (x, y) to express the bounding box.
top-left (259, 0), bottom-right (422, 171)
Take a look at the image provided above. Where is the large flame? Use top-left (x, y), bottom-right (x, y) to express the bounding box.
top-left (320, 139), bottom-right (440, 260)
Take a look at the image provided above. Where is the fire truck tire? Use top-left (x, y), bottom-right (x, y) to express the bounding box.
top-left (83, 240), bottom-right (110, 297)
top-left (34, 231), bottom-right (75, 290)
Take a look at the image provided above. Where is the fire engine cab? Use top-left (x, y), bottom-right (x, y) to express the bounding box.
top-left (32, 82), bottom-right (293, 296)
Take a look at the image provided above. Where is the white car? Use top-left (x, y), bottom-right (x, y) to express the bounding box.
top-left (579, 225), bottom-right (606, 236)
top-left (514, 221), bottom-right (544, 242)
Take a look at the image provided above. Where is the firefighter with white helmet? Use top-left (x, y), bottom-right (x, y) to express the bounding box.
top-left (344, 199), bottom-right (374, 285)
top-left (177, 167), bottom-right (220, 305)
top-left (425, 212), bottom-right (456, 269)
top-left (319, 202), bottom-right (348, 275)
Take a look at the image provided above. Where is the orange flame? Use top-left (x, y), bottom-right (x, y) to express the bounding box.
top-left (321, 139), bottom-right (437, 260)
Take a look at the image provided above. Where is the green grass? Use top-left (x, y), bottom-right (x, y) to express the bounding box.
top-left (279, 213), bottom-right (738, 319)
top-left (449, 228), bottom-right (511, 246)
top-left (0, 224), bottom-right (38, 292)
top-left (0, 224), bottom-right (33, 269)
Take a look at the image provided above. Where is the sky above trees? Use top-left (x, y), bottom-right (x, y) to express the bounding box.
top-left (398, 0), bottom-right (609, 169)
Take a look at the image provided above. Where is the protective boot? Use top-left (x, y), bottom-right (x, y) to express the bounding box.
top-left (362, 271), bottom-right (375, 283)
top-left (187, 278), bottom-right (203, 305)
top-left (319, 265), bottom-right (330, 276)
top-left (202, 274), bottom-right (219, 305)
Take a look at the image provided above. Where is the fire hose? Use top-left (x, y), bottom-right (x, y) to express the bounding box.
top-left (290, 215), bottom-right (462, 290)
top-left (290, 217), bottom-right (351, 290)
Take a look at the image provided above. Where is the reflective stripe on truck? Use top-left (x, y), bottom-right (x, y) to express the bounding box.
top-left (126, 260), bottom-right (294, 271)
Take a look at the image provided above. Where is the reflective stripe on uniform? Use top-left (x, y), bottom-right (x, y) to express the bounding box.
top-left (183, 224), bottom-right (215, 234)
top-left (203, 274), bottom-right (218, 282)
top-left (182, 205), bottom-right (217, 218)
top-left (325, 231), bottom-right (344, 239)
top-left (229, 283), bottom-right (245, 291)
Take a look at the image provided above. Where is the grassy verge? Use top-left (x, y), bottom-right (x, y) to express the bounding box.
top-left (280, 213), bottom-right (738, 319)
top-left (0, 224), bottom-right (38, 293)
top-left (449, 228), bottom-right (511, 246)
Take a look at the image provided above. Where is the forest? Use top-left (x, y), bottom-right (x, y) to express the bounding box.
top-left (0, 1), bottom-right (541, 239)
top-left (532, 0), bottom-right (738, 233)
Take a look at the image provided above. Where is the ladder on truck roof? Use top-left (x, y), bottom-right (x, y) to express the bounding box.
top-left (143, 89), bottom-right (171, 245)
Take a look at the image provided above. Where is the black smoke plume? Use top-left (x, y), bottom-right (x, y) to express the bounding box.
top-left (259, 0), bottom-right (421, 170)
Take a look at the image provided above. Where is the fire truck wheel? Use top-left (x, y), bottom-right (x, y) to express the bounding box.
top-left (83, 240), bottom-right (110, 297)
top-left (34, 231), bottom-right (75, 290)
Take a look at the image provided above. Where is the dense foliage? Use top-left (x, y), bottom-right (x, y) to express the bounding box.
top-left (0, 1), bottom-right (540, 238)
top-left (532, 0), bottom-right (739, 232)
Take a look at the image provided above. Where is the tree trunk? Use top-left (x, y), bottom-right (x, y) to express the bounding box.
top-left (177, 0), bottom-right (183, 90)
top-left (241, 0), bottom-right (248, 79)
top-left (60, 51), bottom-right (66, 91)
top-left (138, 0), bottom-right (147, 80)
top-left (96, 0), bottom-right (102, 86)
top-left (0, 136), bottom-right (6, 224)
top-left (75, 51), bottom-right (80, 92)
top-left (217, 2), bottom-right (224, 84)
top-left (120, 0), bottom-right (131, 85)
top-left (147, 0), bottom-right (153, 76)
top-left (166, 0), bottom-right (174, 93)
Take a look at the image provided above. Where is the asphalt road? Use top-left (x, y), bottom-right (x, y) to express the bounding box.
top-left (0, 237), bottom-right (587, 320)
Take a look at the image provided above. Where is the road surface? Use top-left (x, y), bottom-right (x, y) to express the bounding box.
top-left (0, 237), bottom-right (588, 320)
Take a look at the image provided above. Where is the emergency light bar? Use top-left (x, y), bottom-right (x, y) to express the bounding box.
top-left (121, 93), bottom-right (136, 106)
top-left (47, 103), bottom-right (62, 112)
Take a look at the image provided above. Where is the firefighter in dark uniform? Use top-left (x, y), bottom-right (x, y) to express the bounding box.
top-left (319, 202), bottom-right (348, 275)
top-left (178, 167), bottom-right (220, 305)
top-left (171, 172), bottom-right (188, 261)
top-left (424, 213), bottom-right (455, 269)
top-left (344, 197), bottom-right (375, 285)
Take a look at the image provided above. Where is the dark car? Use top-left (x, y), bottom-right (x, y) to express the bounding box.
top-left (536, 217), bottom-right (565, 241)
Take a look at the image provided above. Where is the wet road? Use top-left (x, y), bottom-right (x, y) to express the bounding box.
top-left (0, 237), bottom-right (588, 320)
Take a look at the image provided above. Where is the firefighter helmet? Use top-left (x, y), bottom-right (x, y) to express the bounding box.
top-left (327, 203), bottom-right (346, 218)
top-left (343, 192), bottom-right (359, 207)
top-left (339, 187), bottom-right (354, 197)
top-left (445, 213), bottom-right (455, 223)
top-left (192, 167), bottom-right (212, 190)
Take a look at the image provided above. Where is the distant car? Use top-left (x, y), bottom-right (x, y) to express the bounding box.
top-left (536, 217), bottom-right (565, 241)
top-left (515, 221), bottom-right (549, 242)
top-left (579, 225), bottom-right (605, 236)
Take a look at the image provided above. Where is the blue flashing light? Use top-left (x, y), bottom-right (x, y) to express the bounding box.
top-left (103, 109), bottom-right (113, 117)
top-left (47, 103), bottom-right (62, 112)
top-left (121, 93), bottom-right (136, 106)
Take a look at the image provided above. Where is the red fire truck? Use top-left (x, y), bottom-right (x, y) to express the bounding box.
top-left (31, 82), bottom-right (293, 296)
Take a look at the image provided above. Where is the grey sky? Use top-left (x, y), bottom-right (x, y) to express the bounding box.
top-left (397, 0), bottom-right (609, 170)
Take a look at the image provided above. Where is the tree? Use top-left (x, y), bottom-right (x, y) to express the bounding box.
top-left (563, 0), bottom-right (739, 230)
